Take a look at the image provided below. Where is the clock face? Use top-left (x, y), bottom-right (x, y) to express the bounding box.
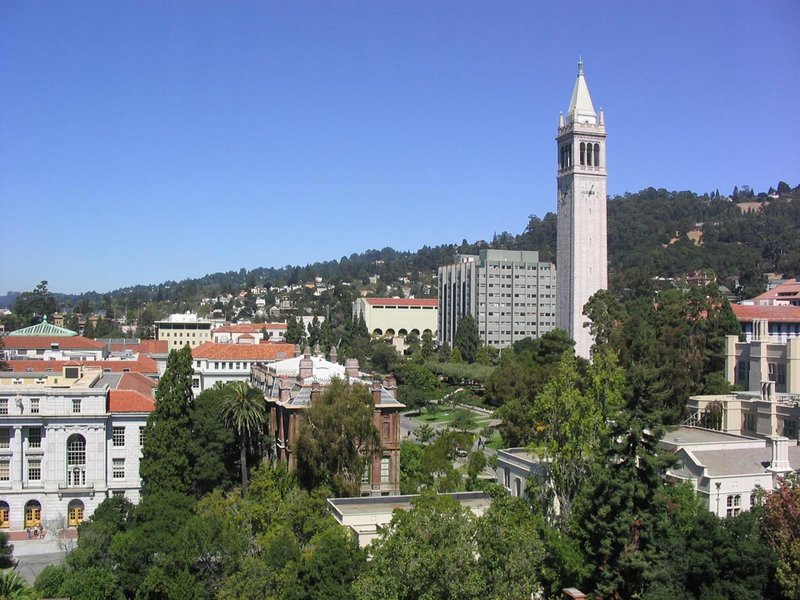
top-left (558, 181), bottom-right (571, 207)
top-left (581, 181), bottom-right (596, 197)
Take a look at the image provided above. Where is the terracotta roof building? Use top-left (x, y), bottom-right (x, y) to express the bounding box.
top-left (752, 278), bottom-right (800, 307)
top-left (730, 304), bottom-right (800, 342)
top-left (352, 297), bottom-right (438, 353)
top-left (190, 342), bottom-right (297, 393)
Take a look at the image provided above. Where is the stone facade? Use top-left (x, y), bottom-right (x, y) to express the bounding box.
top-left (556, 61), bottom-right (608, 359)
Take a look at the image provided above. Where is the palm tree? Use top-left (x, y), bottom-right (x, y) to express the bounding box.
top-left (0, 572), bottom-right (33, 599)
top-left (221, 381), bottom-right (267, 496)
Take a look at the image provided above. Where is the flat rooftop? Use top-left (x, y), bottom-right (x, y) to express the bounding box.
top-left (662, 426), bottom-right (760, 446)
top-left (328, 491), bottom-right (491, 518)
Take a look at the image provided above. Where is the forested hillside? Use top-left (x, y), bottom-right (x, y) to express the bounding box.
top-left (4, 182), bottom-right (798, 316)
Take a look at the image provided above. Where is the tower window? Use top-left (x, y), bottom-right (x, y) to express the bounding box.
top-left (586, 143), bottom-right (593, 166)
top-left (594, 143), bottom-right (600, 166)
top-left (580, 142), bottom-right (585, 165)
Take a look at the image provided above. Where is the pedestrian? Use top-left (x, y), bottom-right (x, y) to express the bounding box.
top-left (26, 528), bottom-right (31, 539)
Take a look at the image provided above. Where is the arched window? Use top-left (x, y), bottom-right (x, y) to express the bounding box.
top-left (384, 329), bottom-right (395, 338)
top-left (586, 143), bottom-right (593, 166)
top-left (0, 501), bottom-right (8, 528)
top-left (68, 499), bottom-right (84, 527)
top-left (594, 143), bottom-right (600, 166)
top-left (398, 329), bottom-right (408, 337)
top-left (67, 434), bottom-right (86, 487)
top-left (372, 329), bottom-right (383, 337)
top-left (24, 500), bottom-right (41, 528)
top-left (579, 142), bottom-right (585, 165)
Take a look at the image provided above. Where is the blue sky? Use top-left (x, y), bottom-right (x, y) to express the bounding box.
top-left (1, 1), bottom-right (798, 295)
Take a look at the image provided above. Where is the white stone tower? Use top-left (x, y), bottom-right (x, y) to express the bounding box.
top-left (556, 60), bottom-right (608, 359)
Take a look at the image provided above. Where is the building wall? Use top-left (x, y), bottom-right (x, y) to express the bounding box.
top-left (352, 300), bottom-right (438, 339)
top-left (438, 250), bottom-right (556, 349)
top-left (155, 316), bottom-right (213, 351)
top-left (725, 335), bottom-right (800, 395)
top-left (0, 386), bottom-right (147, 531)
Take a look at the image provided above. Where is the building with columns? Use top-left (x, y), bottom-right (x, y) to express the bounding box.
top-left (0, 364), bottom-right (154, 532)
top-left (556, 60), bottom-right (608, 359)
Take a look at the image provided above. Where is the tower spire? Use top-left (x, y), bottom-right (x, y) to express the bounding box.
top-left (567, 58), bottom-right (596, 125)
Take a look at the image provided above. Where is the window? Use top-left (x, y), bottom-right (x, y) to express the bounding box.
top-left (726, 494), bottom-right (741, 517)
top-left (112, 427), bottom-right (125, 447)
top-left (0, 429), bottom-right (9, 449)
top-left (72, 399), bottom-right (81, 414)
top-left (112, 490), bottom-right (125, 498)
top-left (0, 399), bottom-right (7, 415)
top-left (744, 413), bottom-right (757, 432)
top-left (380, 456), bottom-right (390, 483)
top-left (783, 419), bottom-right (798, 440)
top-left (192, 378), bottom-right (200, 389)
top-left (362, 463), bottom-right (371, 484)
top-left (139, 426), bottom-right (145, 447)
top-left (382, 421), bottom-right (390, 441)
top-left (28, 427), bottom-right (41, 449)
top-left (67, 434), bottom-right (86, 486)
top-left (30, 398), bottom-right (39, 414)
top-left (28, 459), bottom-right (41, 481)
top-left (0, 460), bottom-right (9, 482)
top-left (113, 458), bottom-right (125, 479)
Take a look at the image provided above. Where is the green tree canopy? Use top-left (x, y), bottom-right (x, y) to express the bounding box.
top-left (454, 314), bottom-right (479, 363)
top-left (221, 381), bottom-right (267, 496)
top-left (140, 345), bottom-right (195, 496)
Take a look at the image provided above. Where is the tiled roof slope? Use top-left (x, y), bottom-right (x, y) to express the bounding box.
top-left (108, 390), bottom-right (155, 413)
top-left (4, 357), bottom-right (159, 375)
top-left (3, 336), bottom-right (105, 350)
top-left (731, 304), bottom-right (800, 322)
top-left (215, 323), bottom-right (287, 333)
top-left (192, 342), bottom-right (296, 361)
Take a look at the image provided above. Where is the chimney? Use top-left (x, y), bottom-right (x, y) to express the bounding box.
top-left (293, 344), bottom-right (301, 357)
top-left (768, 436), bottom-right (792, 474)
top-left (279, 377), bottom-right (292, 402)
top-left (299, 354), bottom-right (313, 380)
top-left (314, 343), bottom-right (322, 358)
top-left (310, 381), bottom-right (321, 404)
top-left (329, 345), bottom-right (338, 364)
top-left (345, 358), bottom-right (359, 379)
top-left (372, 380), bottom-right (383, 405)
top-left (562, 589), bottom-right (587, 600)
top-left (384, 375), bottom-right (397, 399)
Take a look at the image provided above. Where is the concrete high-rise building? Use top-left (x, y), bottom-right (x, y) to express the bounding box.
top-left (556, 60), bottom-right (608, 359)
top-left (438, 249), bottom-right (556, 349)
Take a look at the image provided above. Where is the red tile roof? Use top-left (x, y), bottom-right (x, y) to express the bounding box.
top-left (3, 336), bottom-right (105, 350)
top-left (4, 357), bottom-right (159, 375)
top-left (753, 280), bottom-right (800, 302)
top-left (363, 298), bottom-right (438, 307)
top-left (116, 372), bottom-right (158, 395)
top-left (731, 304), bottom-right (800, 322)
top-left (108, 390), bottom-right (155, 413)
top-left (106, 340), bottom-right (169, 354)
top-left (192, 342), bottom-right (297, 361)
top-left (215, 323), bottom-right (287, 333)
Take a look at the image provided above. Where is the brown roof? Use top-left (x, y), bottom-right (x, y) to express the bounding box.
top-left (215, 323), bottom-right (287, 333)
top-left (754, 280), bottom-right (800, 302)
top-left (108, 390), bottom-right (155, 413)
top-left (106, 340), bottom-right (169, 354)
top-left (731, 304), bottom-right (800, 322)
top-left (3, 336), bottom-right (105, 350)
top-left (192, 342), bottom-right (296, 361)
top-left (115, 372), bottom-right (157, 395)
top-left (4, 357), bottom-right (159, 375)
top-left (364, 298), bottom-right (438, 307)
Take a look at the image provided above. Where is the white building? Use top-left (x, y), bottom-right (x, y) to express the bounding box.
top-left (556, 60), bottom-right (608, 359)
top-left (191, 341), bottom-right (297, 392)
top-left (661, 427), bottom-right (799, 518)
top-left (0, 365), bottom-right (154, 531)
top-left (495, 448), bottom-right (542, 499)
top-left (438, 250), bottom-right (556, 349)
top-left (212, 322), bottom-right (288, 343)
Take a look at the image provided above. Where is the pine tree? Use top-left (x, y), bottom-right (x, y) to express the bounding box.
top-left (453, 315), bottom-right (479, 363)
top-left (140, 346), bottom-right (195, 496)
top-left (285, 317), bottom-right (305, 345)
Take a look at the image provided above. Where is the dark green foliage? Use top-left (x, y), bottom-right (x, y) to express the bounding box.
top-left (140, 346), bottom-right (196, 496)
top-left (370, 341), bottom-right (399, 373)
top-left (10, 280), bottom-right (58, 326)
top-left (189, 386), bottom-right (239, 496)
top-left (220, 381), bottom-right (267, 496)
top-left (454, 314), bottom-right (480, 363)
top-left (285, 316), bottom-right (306, 345)
top-left (34, 564), bottom-right (66, 597)
top-left (0, 530), bottom-right (14, 569)
top-left (294, 379), bottom-right (381, 497)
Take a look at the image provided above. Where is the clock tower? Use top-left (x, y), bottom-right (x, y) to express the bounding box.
top-left (556, 60), bottom-right (608, 359)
